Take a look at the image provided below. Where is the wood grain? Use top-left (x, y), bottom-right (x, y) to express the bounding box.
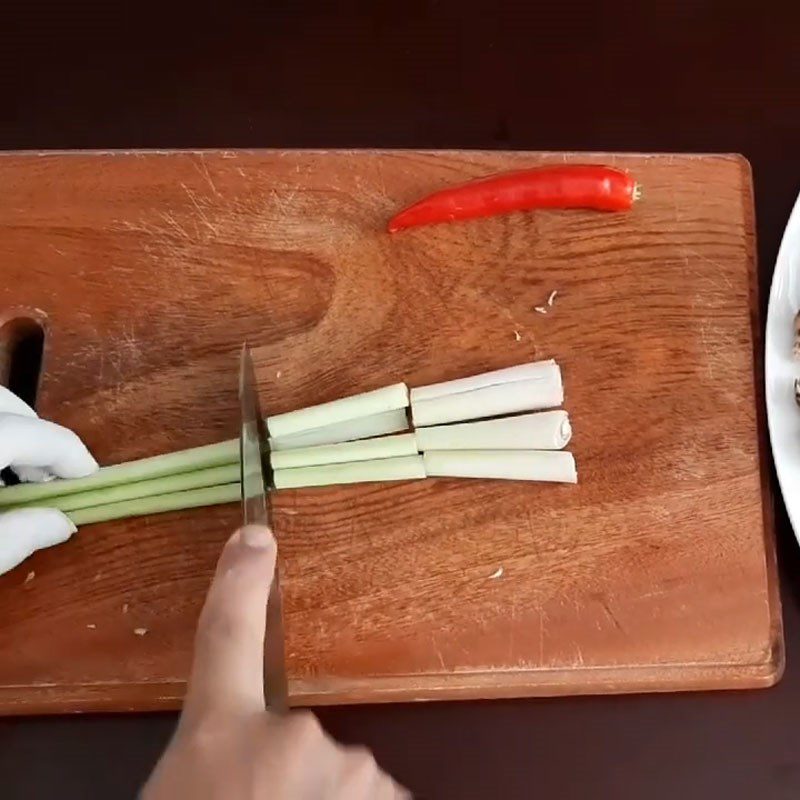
top-left (0, 150), bottom-right (782, 714)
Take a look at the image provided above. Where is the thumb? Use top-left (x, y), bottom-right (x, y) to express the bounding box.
top-left (0, 508), bottom-right (77, 576)
top-left (183, 525), bottom-right (277, 720)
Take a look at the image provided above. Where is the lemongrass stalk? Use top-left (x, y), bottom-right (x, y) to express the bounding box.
top-left (269, 408), bottom-right (408, 451)
top-left (274, 454), bottom-right (425, 490)
top-left (67, 483), bottom-right (240, 527)
top-left (415, 411), bottom-right (571, 451)
top-left (423, 450), bottom-right (577, 483)
top-left (14, 464), bottom-right (241, 513)
top-left (267, 383), bottom-right (409, 439)
top-left (411, 368), bottom-right (563, 428)
top-left (0, 406), bottom-right (411, 508)
top-left (0, 439), bottom-right (239, 508)
top-left (410, 359), bottom-right (556, 402)
top-left (271, 433), bottom-right (418, 470)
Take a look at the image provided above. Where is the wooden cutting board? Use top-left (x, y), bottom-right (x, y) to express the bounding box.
top-left (0, 150), bottom-right (782, 714)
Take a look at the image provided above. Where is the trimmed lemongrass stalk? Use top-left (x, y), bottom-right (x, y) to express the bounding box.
top-left (411, 368), bottom-right (563, 428)
top-left (67, 483), bottom-right (240, 527)
top-left (267, 383), bottom-right (409, 439)
top-left (13, 464), bottom-right (241, 513)
top-left (274, 454), bottom-right (425, 490)
top-left (269, 408), bottom-right (409, 451)
top-left (415, 411), bottom-right (571, 451)
top-left (0, 407), bottom-right (410, 509)
top-left (271, 433), bottom-right (418, 470)
top-left (0, 439), bottom-right (239, 509)
top-left (410, 359), bottom-right (556, 402)
top-left (423, 450), bottom-right (577, 483)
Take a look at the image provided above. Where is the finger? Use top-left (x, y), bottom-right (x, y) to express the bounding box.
top-left (0, 386), bottom-right (37, 417)
top-left (0, 508), bottom-right (76, 576)
top-left (184, 525), bottom-right (277, 719)
top-left (11, 466), bottom-right (54, 484)
top-left (0, 414), bottom-right (98, 478)
top-left (335, 747), bottom-right (411, 799)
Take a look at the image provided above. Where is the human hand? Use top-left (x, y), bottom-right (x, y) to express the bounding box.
top-left (0, 386), bottom-right (98, 575)
top-left (142, 525), bottom-right (409, 800)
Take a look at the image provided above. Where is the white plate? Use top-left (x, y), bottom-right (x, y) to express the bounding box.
top-left (766, 191), bottom-right (800, 542)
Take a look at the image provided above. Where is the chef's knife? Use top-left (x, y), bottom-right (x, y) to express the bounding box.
top-left (239, 344), bottom-right (288, 712)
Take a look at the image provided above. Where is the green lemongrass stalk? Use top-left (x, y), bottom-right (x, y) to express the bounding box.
top-left (0, 439), bottom-right (239, 509)
top-left (67, 483), bottom-right (241, 527)
top-left (0, 408), bottom-right (413, 509)
top-left (273, 454), bottom-right (425, 490)
top-left (270, 432), bottom-right (418, 470)
top-left (269, 408), bottom-right (409, 451)
top-left (267, 383), bottom-right (409, 439)
top-left (12, 464), bottom-right (241, 513)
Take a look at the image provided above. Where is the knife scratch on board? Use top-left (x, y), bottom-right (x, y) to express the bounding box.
top-left (537, 610), bottom-right (549, 663)
top-left (181, 183), bottom-right (220, 236)
top-left (194, 153), bottom-right (222, 198)
top-left (431, 637), bottom-right (447, 671)
top-left (597, 596), bottom-right (625, 634)
top-left (157, 211), bottom-right (192, 240)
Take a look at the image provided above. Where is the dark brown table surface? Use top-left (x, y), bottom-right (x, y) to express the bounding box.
top-left (1, 3), bottom-right (800, 798)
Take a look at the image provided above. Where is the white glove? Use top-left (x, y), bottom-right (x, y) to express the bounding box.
top-left (0, 386), bottom-right (99, 576)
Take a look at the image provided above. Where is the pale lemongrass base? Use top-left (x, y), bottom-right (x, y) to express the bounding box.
top-left (423, 450), bottom-right (577, 483)
top-left (411, 369), bottom-right (563, 427)
top-left (415, 411), bottom-right (571, 451)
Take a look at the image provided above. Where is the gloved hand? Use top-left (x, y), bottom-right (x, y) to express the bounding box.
top-left (143, 525), bottom-right (409, 799)
top-left (0, 386), bottom-right (98, 575)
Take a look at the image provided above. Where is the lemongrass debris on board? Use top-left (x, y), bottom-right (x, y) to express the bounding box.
top-left (273, 454), bottom-right (426, 490)
top-left (423, 450), bottom-right (577, 483)
top-left (267, 383), bottom-right (409, 439)
top-left (411, 371), bottom-right (563, 428)
top-left (414, 411), bottom-right (571, 451)
top-left (269, 408), bottom-right (409, 451)
top-left (270, 433), bottom-right (418, 470)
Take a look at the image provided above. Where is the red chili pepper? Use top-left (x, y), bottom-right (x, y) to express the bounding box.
top-left (387, 165), bottom-right (640, 232)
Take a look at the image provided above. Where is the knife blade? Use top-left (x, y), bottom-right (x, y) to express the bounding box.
top-left (239, 344), bottom-right (288, 712)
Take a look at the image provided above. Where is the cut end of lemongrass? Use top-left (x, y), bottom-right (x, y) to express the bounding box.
top-left (267, 383), bottom-right (409, 439)
top-left (415, 411), bottom-right (571, 451)
top-left (558, 415), bottom-right (572, 447)
top-left (269, 408), bottom-right (409, 451)
top-left (423, 450), bottom-right (577, 484)
top-left (273, 454), bottom-right (425, 490)
top-left (270, 433), bottom-right (418, 470)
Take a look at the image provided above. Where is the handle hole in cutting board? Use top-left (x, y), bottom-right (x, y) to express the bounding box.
top-left (0, 315), bottom-right (45, 408)
top-left (0, 315), bottom-right (46, 486)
